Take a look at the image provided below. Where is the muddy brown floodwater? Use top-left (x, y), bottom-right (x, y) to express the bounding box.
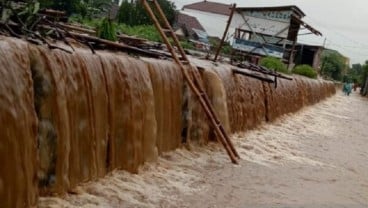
top-left (39, 90), bottom-right (368, 208)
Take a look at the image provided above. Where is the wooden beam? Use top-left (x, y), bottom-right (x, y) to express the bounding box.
top-left (39, 25), bottom-right (166, 58)
top-left (232, 68), bottom-right (275, 83)
top-left (57, 23), bottom-right (96, 35)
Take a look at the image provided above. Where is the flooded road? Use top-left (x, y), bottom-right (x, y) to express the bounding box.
top-left (39, 91), bottom-right (368, 208)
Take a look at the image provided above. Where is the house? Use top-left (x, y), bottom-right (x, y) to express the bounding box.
top-left (180, 2), bottom-right (322, 67)
top-left (175, 13), bottom-right (207, 41)
top-left (181, 1), bottom-right (233, 38)
top-left (174, 12), bottom-right (210, 50)
top-left (229, 5), bottom-right (322, 66)
top-left (294, 44), bottom-right (324, 70)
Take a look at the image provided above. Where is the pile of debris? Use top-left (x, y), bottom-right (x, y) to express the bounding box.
top-left (0, 1), bottom-right (292, 85)
top-left (0, 1), bottom-right (168, 58)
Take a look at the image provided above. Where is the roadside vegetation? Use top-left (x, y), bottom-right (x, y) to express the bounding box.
top-left (259, 57), bottom-right (289, 74)
top-left (260, 57), bottom-right (318, 79)
top-left (320, 50), bottom-right (347, 81)
top-left (292, 64), bottom-right (317, 79)
top-left (349, 62), bottom-right (368, 96)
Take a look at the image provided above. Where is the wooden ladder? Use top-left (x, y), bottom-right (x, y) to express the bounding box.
top-left (141, 0), bottom-right (240, 164)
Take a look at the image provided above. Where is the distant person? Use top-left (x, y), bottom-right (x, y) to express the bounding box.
top-left (343, 82), bottom-right (352, 96)
top-left (353, 83), bottom-right (358, 91)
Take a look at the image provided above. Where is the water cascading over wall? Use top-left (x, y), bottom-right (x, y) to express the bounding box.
top-left (0, 38), bottom-right (38, 208)
top-left (30, 47), bottom-right (182, 195)
top-left (0, 37), bottom-right (336, 207)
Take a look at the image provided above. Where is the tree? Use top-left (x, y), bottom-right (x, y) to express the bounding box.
top-left (360, 63), bottom-right (368, 95)
top-left (51, 0), bottom-right (81, 14)
top-left (320, 50), bottom-right (347, 81)
top-left (38, 0), bottom-right (54, 8)
top-left (117, 0), bottom-right (176, 26)
top-left (345, 63), bottom-right (364, 84)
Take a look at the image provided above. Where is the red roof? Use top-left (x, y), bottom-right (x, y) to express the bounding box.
top-left (183, 1), bottom-right (232, 16)
top-left (177, 13), bottom-right (205, 32)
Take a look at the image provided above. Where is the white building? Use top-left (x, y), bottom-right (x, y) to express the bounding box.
top-left (181, 1), bottom-right (234, 39)
top-left (181, 1), bottom-right (322, 66)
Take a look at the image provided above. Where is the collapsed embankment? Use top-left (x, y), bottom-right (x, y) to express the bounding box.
top-left (0, 37), bottom-right (335, 208)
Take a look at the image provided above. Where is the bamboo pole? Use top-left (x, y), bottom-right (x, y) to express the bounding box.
top-left (141, 0), bottom-right (238, 164)
top-left (57, 23), bottom-right (96, 35)
top-left (147, 0), bottom-right (240, 159)
top-left (150, 0), bottom-right (188, 61)
top-left (150, 0), bottom-right (240, 160)
top-left (214, 4), bottom-right (236, 62)
top-left (190, 69), bottom-right (240, 159)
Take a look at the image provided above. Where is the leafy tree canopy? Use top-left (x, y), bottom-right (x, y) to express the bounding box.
top-left (320, 50), bottom-right (347, 81)
top-left (38, 0), bottom-right (112, 15)
top-left (117, 0), bottom-right (176, 26)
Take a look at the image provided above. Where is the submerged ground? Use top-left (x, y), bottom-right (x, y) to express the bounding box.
top-left (40, 90), bottom-right (368, 208)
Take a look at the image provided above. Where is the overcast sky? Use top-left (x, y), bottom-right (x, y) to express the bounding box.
top-left (171, 0), bottom-right (368, 64)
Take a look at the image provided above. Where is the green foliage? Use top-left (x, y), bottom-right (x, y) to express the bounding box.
top-left (49, 0), bottom-right (81, 14)
top-left (259, 57), bottom-right (289, 74)
top-left (97, 17), bottom-right (117, 41)
top-left (358, 63), bottom-right (368, 95)
top-left (320, 50), bottom-right (347, 81)
top-left (180, 40), bottom-right (195, 50)
top-left (292, 65), bottom-right (317, 79)
top-left (90, 0), bottom-right (113, 8)
top-left (1, 0), bottom-right (40, 28)
top-left (344, 63), bottom-right (364, 85)
top-left (362, 64), bottom-right (368, 82)
top-left (207, 37), bottom-right (232, 56)
top-left (39, 0), bottom-right (112, 16)
top-left (116, 24), bottom-right (194, 49)
top-left (69, 18), bottom-right (163, 42)
top-left (117, 0), bottom-right (176, 26)
top-left (38, 0), bottom-right (53, 8)
top-left (221, 44), bottom-right (232, 55)
top-left (116, 24), bottom-right (162, 42)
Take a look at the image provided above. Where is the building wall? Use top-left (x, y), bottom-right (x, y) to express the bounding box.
top-left (231, 11), bottom-right (291, 38)
top-left (313, 47), bottom-right (323, 71)
top-left (181, 9), bottom-right (233, 39)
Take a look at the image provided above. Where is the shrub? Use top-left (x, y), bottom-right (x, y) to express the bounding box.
top-left (259, 57), bottom-right (288, 74)
top-left (208, 37), bottom-right (232, 55)
top-left (97, 18), bottom-right (117, 41)
top-left (292, 64), bottom-right (318, 79)
top-left (180, 41), bottom-right (195, 50)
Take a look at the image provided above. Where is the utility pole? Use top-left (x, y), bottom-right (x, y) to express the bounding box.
top-left (322, 37), bottom-right (327, 48)
top-left (213, 4), bottom-right (236, 62)
top-left (320, 38), bottom-right (327, 75)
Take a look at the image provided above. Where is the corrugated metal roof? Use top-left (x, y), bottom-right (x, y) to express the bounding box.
top-left (236, 5), bottom-right (306, 18)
